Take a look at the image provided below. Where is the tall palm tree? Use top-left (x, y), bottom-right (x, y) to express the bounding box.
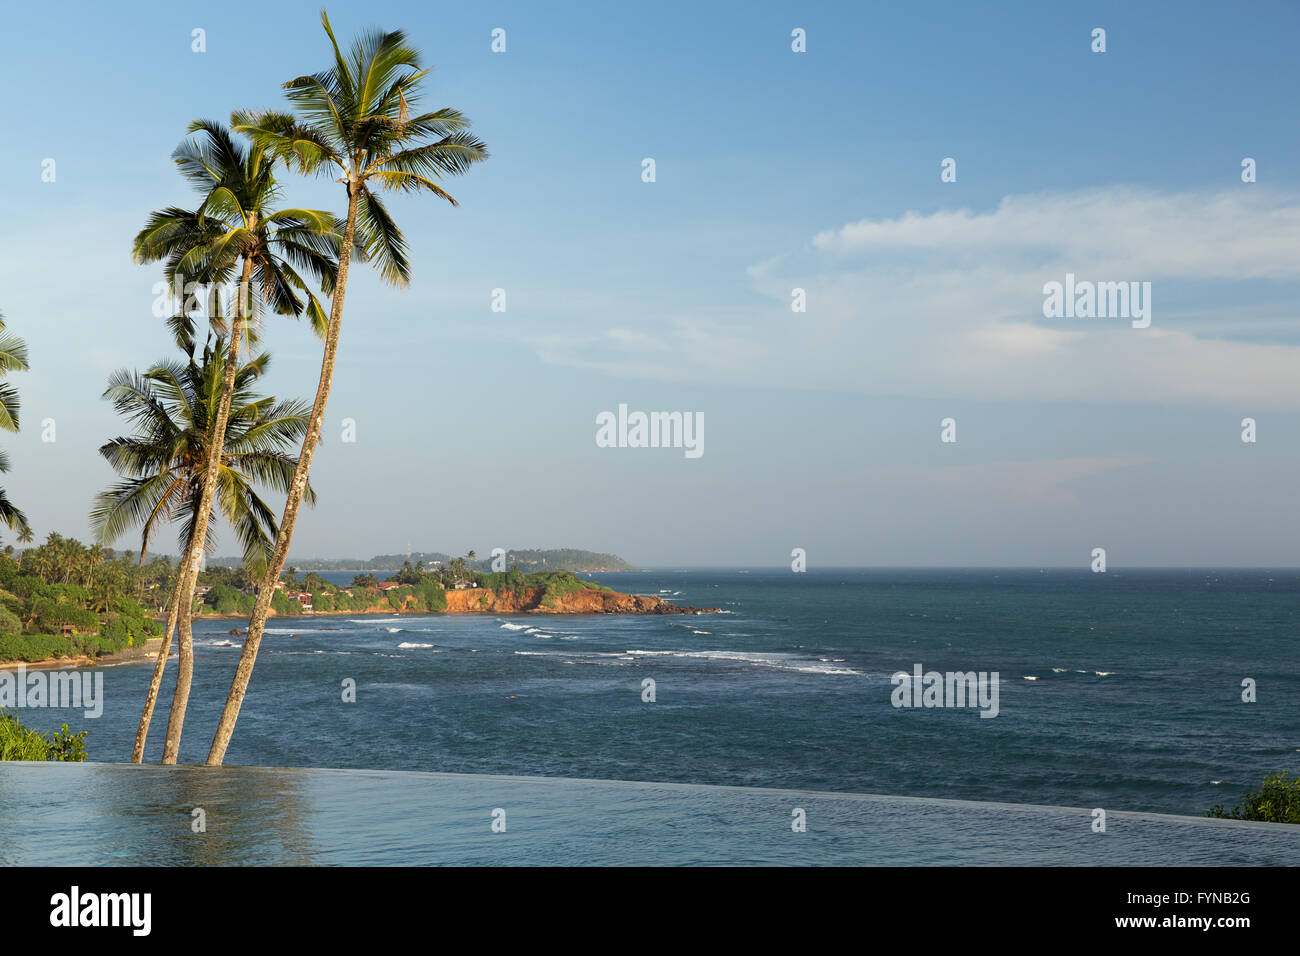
top-left (14, 526), bottom-right (33, 571)
top-left (134, 120), bottom-right (338, 763)
top-left (207, 10), bottom-right (487, 765)
top-left (92, 338), bottom-right (315, 763)
top-left (0, 313), bottom-right (31, 539)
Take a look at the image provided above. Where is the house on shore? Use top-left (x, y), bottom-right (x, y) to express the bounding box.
top-left (284, 590), bottom-right (313, 612)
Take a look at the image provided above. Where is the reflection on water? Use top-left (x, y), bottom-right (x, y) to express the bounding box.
top-left (0, 763), bottom-right (1296, 865)
top-left (0, 763), bottom-right (318, 866)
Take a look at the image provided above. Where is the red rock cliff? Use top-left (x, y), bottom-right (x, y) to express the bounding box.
top-left (441, 586), bottom-right (716, 615)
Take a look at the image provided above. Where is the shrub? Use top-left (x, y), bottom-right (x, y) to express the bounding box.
top-left (539, 571), bottom-right (593, 608)
top-left (0, 633), bottom-right (75, 662)
top-left (27, 597), bottom-right (97, 634)
top-left (0, 711), bottom-right (87, 761)
top-left (1209, 771), bottom-right (1300, 824)
top-left (415, 581), bottom-right (447, 612)
top-left (201, 583), bottom-right (255, 616)
top-left (386, 586), bottom-right (416, 611)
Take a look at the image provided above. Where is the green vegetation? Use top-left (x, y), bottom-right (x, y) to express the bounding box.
top-left (0, 313), bottom-right (31, 538)
top-left (128, 113), bottom-right (339, 765)
top-left (0, 711), bottom-right (88, 761)
top-left (1208, 772), bottom-right (1300, 824)
top-left (92, 321), bottom-right (320, 762)
top-left (0, 537), bottom-right (625, 666)
top-left (539, 571), bottom-right (610, 607)
top-left (0, 536), bottom-right (165, 664)
top-left (92, 341), bottom-right (316, 571)
top-left (192, 555), bottom-right (612, 620)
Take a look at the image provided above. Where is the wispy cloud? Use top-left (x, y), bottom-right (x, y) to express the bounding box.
top-left (524, 187), bottom-right (1300, 407)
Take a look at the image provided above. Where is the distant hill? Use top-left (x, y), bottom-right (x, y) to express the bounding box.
top-left (207, 548), bottom-right (635, 573)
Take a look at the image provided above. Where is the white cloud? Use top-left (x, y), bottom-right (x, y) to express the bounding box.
top-left (529, 186), bottom-right (1300, 407)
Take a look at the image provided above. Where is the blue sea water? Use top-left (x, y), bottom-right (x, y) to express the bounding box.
top-left (23, 568), bottom-right (1300, 818)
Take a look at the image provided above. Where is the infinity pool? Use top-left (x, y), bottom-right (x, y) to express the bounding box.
top-left (0, 763), bottom-right (1294, 865)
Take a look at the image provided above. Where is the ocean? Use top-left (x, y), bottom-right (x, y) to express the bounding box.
top-left (32, 568), bottom-right (1300, 817)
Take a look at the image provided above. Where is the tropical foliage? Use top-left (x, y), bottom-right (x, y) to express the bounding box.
top-left (133, 115), bottom-right (340, 764)
top-left (91, 339), bottom-right (316, 569)
top-left (0, 711), bottom-right (87, 762)
top-left (1208, 772), bottom-right (1300, 824)
top-left (0, 313), bottom-right (30, 537)
top-left (0, 537), bottom-right (164, 662)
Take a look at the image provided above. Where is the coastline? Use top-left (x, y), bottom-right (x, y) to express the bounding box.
top-left (0, 586), bottom-right (718, 668)
top-left (0, 637), bottom-right (164, 672)
top-left (194, 584), bottom-right (720, 621)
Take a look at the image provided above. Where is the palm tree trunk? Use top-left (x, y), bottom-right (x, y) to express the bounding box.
top-left (159, 251), bottom-right (254, 763)
top-left (207, 184), bottom-right (358, 766)
top-left (130, 571), bottom-right (184, 762)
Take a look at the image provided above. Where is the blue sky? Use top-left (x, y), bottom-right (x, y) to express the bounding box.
top-left (1, 0), bottom-right (1299, 565)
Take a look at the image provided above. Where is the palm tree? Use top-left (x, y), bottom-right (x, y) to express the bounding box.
top-left (0, 314), bottom-right (31, 539)
top-left (134, 120), bottom-right (338, 764)
top-left (15, 526), bottom-right (33, 571)
top-left (207, 10), bottom-right (487, 765)
top-left (92, 337), bottom-right (315, 763)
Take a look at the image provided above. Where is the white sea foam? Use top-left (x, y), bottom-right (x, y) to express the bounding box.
top-left (397, 642), bottom-right (435, 649)
top-left (512, 646), bottom-right (860, 675)
top-left (499, 622), bottom-right (529, 631)
top-left (627, 648), bottom-right (861, 675)
top-left (1023, 676), bottom-right (1039, 681)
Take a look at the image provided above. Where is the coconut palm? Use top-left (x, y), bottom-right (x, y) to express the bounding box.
top-left (207, 10), bottom-right (487, 765)
top-left (14, 526), bottom-right (33, 571)
top-left (92, 338), bottom-right (315, 763)
top-left (134, 120), bottom-right (339, 763)
top-left (0, 314), bottom-right (31, 539)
